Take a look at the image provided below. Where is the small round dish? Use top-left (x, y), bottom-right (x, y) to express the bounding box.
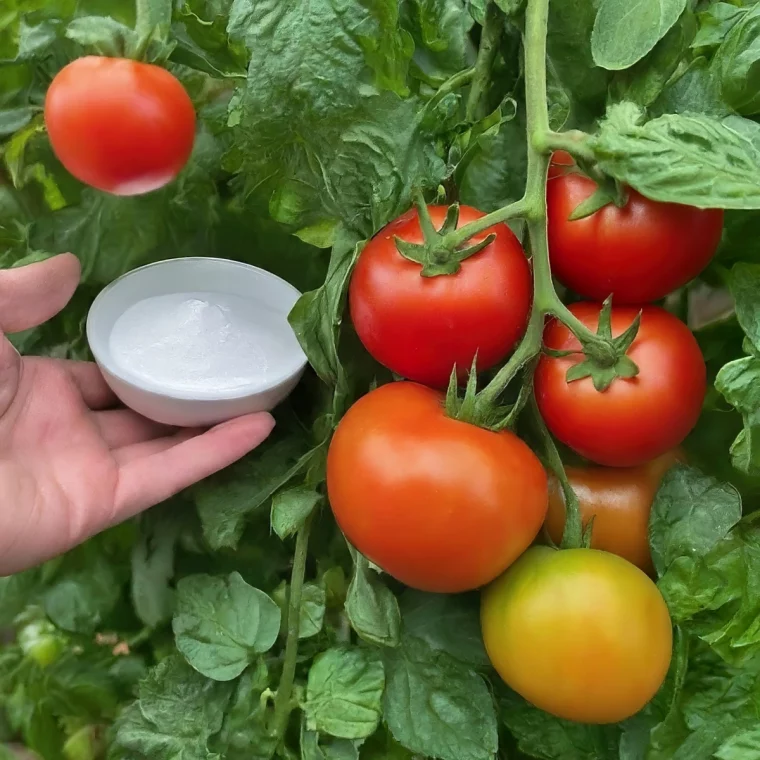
top-left (86, 257), bottom-right (307, 427)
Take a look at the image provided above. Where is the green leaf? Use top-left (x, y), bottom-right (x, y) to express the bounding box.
top-left (730, 263), bottom-right (760, 351)
top-left (383, 637), bottom-right (498, 760)
top-left (500, 688), bottom-right (621, 760)
top-left (301, 723), bottom-right (362, 760)
top-left (649, 464), bottom-right (743, 577)
top-left (0, 569), bottom-right (41, 627)
top-left (111, 656), bottom-right (233, 760)
top-left (399, 590), bottom-right (489, 668)
top-left (170, 0), bottom-right (248, 79)
top-left (43, 554), bottom-right (122, 634)
top-left (299, 582), bottom-right (327, 640)
top-left (193, 421), bottom-right (318, 549)
top-left (271, 486), bottom-right (322, 541)
top-left (592, 0), bottom-right (687, 70)
top-left (716, 357), bottom-right (760, 476)
top-left (651, 57), bottom-right (729, 117)
top-left (304, 647), bottom-right (385, 740)
top-left (173, 572), bottom-right (281, 681)
top-left (131, 504), bottom-right (185, 628)
top-left (211, 661), bottom-right (277, 760)
top-left (713, 5), bottom-right (760, 116)
top-left (65, 16), bottom-right (135, 57)
top-left (692, 3), bottom-right (747, 50)
top-left (589, 103), bottom-right (760, 209)
top-left (345, 548), bottom-right (401, 648)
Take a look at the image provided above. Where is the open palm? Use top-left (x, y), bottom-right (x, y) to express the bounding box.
top-left (0, 255), bottom-right (274, 575)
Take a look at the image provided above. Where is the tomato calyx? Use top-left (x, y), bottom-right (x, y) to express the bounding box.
top-left (395, 197), bottom-right (496, 277)
top-left (549, 299), bottom-right (642, 392)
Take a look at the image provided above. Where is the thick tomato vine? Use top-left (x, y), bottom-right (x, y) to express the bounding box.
top-left (45, 57), bottom-right (196, 196)
top-left (349, 205), bottom-right (532, 388)
top-left (547, 161), bottom-right (724, 304)
top-left (535, 303), bottom-right (706, 467)
top-left (326, 381), bottom-right (548, 593)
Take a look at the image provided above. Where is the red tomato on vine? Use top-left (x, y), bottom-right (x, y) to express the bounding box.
top-left (535, 303), bottom-right (706, 467)
top-left (327, 382), bottom-right (548, 593)
top-left (45, 57), bottom-right (196, 195)
top-left (547, 157), bottom-right (723, 304)
top-left (349, 205), bottom-right (531, 388)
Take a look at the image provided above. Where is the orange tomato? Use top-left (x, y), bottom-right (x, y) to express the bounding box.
top-left (327, 382), bottom-right (548, 593)
top-left (481, 546), bottom-right (672, 724)
top-left (545, 449), bottom-right (684, 573)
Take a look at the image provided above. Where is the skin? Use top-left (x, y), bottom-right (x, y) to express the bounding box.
top-left (545, 449), bottom-right (685, 573)
top-left (326, 382), bottom-right (548, 593)
top-left (547, 167), bottom-right (724, 304)
top-left (45, 57), bottom-right (196, 195)
top-left (534, 303), bottom-right (706, 467)
top-left (0, 255), bottom-right (274, 575)
top-left (481, 546), bottom-right (673, 724)
top-left (349, 205), bottom-right (531, 388)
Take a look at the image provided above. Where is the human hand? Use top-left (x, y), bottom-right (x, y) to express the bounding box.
top-left (0, 254), bottom-right (275, 575)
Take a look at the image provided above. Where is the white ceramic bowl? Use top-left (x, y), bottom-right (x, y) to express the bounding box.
top-left (86, 257), bottom-right (307, 427)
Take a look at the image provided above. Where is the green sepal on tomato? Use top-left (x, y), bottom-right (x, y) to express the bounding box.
top-left (349, 205), bottom-right (532, 389)
top-left (45, 57), bottom-right (196, 196)
top-left (326, 381), bottom-right (548, 593)
top-left (535, 302), bottom-right (706, 467)
top-left (546, 153), bottom-right (724, 304)
top-left (481, 546), bottom-right (673, 724)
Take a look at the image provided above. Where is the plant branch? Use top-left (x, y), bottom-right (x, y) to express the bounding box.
top-left (443, 198), bottom-right (528, 249)
top-left (466, 3), bottom-right (504, 123)
top-left (528, 395), bottom-right (583, 548)
top-left (271, 513), bottom-right (314, 742)
top-left (535, 129), bottom-right (596, 163)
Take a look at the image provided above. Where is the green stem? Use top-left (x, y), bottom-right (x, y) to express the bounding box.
top-left (443, 198), bottom-right (527, 249)
top-left (535, 129), bottom-right (596, 163)
top-left (529, 395), bottom-right (583, 549)
top-left (271, 514), bottom-right (313, 742)
top-left (466, 3), bottom-right (504, 122)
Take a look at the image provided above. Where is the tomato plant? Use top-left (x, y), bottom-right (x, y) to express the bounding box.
top-left (45, 57), bottom-right (196, 195)
top-left (326, 382), bottom-right (548, 592)
top-left (481, 546), bottom-right (673, 724)
top-left (349, 205), bottom-right (531, 388)
top-left (547, 166), bottom-right (724, 304)
top-left (545, 449), bottom-right (684, 572)
top-left (535, 303), bottom-right (706, 467)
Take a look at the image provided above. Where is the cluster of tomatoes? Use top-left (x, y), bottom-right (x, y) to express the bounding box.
top-left (327, 153), bottom-right (722, 724)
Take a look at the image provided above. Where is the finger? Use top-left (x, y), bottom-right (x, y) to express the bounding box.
top-left (113, 412), bottom-right (275, 520)
top-left (93, 409), bottom-right (175, 449)
top-left (0, 254), bottom-right (81, 333)
top-left (113, 428), bottom-right (200, 464)
top-left (61, 360), bottom-right (118, 410)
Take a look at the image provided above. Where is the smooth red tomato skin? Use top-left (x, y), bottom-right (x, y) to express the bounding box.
top-left (327, 382), bottom-right (548, 593)
top-left (535, 303), bottom-right (706, 467)
top-left (45, 57), bottom-right (196, 195)
top-left (547, 170), bottom-right (723, 304)
top-left (547, 150), bottom-right (574, 179)
top-left (349, 206), bottom-right (531, 388)
top-left (545, 449), bottom-right (685, 573)
top-left (481, 546), bottom-right (673, 723)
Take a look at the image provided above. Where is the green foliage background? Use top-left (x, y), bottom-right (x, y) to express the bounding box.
top-left (3, 1), bottom-right (760, 759)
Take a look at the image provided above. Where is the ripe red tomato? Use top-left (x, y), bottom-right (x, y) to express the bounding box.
top-left (326, 382), bottom-right (548, 592)
top-left (534, 303), bottom-right (706, 467)
top-left (45, 57), bottom-right (196, 195)
top-left (349, 205), bottom-right (531, 388)
top-left (547, 163), bottom-right (723, 304)
top-left (545, 449), bottom-right (685, 573)
top-left (481, 546), bottom-right (673, 723)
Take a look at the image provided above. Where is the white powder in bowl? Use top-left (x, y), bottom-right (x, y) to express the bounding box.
top-left (109, 291), bottom-right (293, 393)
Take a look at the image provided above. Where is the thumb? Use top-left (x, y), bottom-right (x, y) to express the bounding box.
top-left (0, 253), bottom-right (81, 333)
top-left (0, 254), bottom-right (81, 416)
